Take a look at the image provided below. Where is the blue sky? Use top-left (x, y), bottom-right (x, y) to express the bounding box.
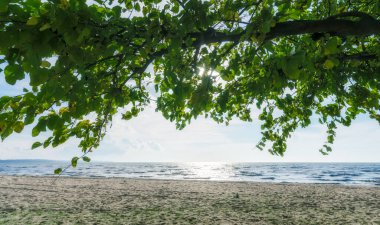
top-left (0, 72), bottom-right (379, 162)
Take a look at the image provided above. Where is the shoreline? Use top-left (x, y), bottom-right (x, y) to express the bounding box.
top-left (1, 161), bottom-right (379, 187)
top-left (1, 175), bottom-right (379, 224)
top-left (1, 174), bottom-right (378, 188)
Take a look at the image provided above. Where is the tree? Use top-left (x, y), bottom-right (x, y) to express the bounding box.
top-left (0, 0), bottom-right (379, 168)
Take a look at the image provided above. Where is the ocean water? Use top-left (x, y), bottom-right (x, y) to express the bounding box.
top-left (0, 160), bottom-right (379, 186)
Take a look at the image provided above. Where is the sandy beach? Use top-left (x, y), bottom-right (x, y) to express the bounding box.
top-left (0, 176), bottom-right (379, 225)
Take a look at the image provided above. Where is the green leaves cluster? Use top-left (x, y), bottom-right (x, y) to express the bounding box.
top-left (0, 0), bottom-right (380, 163)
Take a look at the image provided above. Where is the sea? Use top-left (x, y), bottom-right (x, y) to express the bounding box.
top-left (0, 160), bottom-right (379, 186)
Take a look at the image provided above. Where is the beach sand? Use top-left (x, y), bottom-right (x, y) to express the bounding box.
top-left (0, 176), bottom-right (379, 225)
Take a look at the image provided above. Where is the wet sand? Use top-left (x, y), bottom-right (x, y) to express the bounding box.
top-left (0, 175), bottom-right (379, 224)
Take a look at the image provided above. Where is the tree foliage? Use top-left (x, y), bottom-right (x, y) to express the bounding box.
top-left (1, 0), bottom-right (380, 166)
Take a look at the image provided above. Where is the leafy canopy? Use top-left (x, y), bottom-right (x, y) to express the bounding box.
top-left (1, 0), bottom-right (380, 168)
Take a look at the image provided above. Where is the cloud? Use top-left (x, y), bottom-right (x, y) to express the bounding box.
top-left (1, 104), bottom-right (379, 162)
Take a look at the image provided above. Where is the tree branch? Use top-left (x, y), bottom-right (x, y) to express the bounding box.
top-left (339, 53), bottom-right (378, 61)
top-left (191, 12), bottom-right (380, 45)
top-left (265, 17), bottom-right (380, 40)
top-left (119, 49), bottom-right (168, 88)
top-left (110, 12), bottom-right (380, 90)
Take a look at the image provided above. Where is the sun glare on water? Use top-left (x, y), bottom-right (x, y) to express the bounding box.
top-left (179, 162), bottom-right (235, 180)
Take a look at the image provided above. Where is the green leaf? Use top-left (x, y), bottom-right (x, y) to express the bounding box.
top-left (29, 68), bottom-right (49, 86)
top-left (172, 3), bottom-right (179, 13)
top-left (0, 0), bottom-right (9, 13)
top-left (324, 38), bottom-right (339, 55)
top-left (47, 115), bottom-right (60, 130)
top-left (39, 23), bottom-right (51, 31)
top-left (77, 28), bottom-right (91, 43)
top-left (40, 60), bottom-right (51, 68)
top-left (26, 16), bottom-right (39, 26)
top-left (32, 119), bottom-right (46, 137)
top-left (24, 114), bottom-right (35, 125)
top-left (0, 96), bottom-right (11, 106)
top-left (122, 112), bottom-right (133, 120)
top-left (82, 156), bottom-right (91, 162)
top-left (1, 127), bottom-right (13, 141)
top-left (59, 107), bottom-right (69, 115)
top-left (134, 3), bottom-right (141, 11)
top-left (32, 127), bottom-right (40, 137)
top-left (54, 168), bottom-right (62, 175)
top-left (43, 137), bottom-right (53, 148)
top-left (220, 70), bottom-right (235, 81)
top-left (13, 121), bottom-right (24, 133)
top-left (32, 141), bottom-right (42, 149)
top-left (323, 59), bottom-right (335, 69)
top-left (282, 59), bottom-right (300, 80)
top-left (125, 1), bottom-right (133, 9)
top-left (131, 107), bottom-right (139, 116)
top-left (4, 64), bottom-right (25, 85)
top-left (71, 156), bottom-right (79, 168)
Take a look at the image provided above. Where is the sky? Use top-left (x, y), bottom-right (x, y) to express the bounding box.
top-left (0, 73), bottom-right (379, 162)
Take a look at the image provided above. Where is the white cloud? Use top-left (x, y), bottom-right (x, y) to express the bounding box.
top-left (0, 99), bottom-right (379, 162)
top-left (1, 102), bottom-right (379, 162)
